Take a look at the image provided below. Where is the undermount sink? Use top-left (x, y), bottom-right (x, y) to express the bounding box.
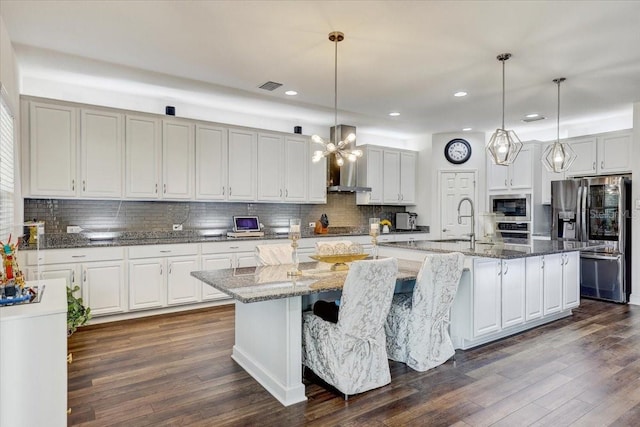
top-left (428, 238), bottom-right (472, 243)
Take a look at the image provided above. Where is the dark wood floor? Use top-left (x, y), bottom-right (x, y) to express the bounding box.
top-left (68, 299), bottom-right (640, 426)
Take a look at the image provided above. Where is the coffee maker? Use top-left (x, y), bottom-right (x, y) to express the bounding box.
top-left (396, 212), bottom-right (418, 230)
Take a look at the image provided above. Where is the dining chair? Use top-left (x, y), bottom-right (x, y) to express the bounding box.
top-left (385, 252), bottom-right (464, 372)
top-left (255, 243), bottom-right (293, 266)
top-left (302, 257), bottom-right (399, 398)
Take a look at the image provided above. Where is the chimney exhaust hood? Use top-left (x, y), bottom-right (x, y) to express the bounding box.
top-left (326, 125), bottom-right (371, 193)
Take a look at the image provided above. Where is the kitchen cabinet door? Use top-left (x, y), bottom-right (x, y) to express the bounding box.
top-left (525, 256), bottom-right (544, 321)
top-left (382, 150), bottom-right (401, 204)
top-left (128, 258), bottom-right (164, 310)
top-left (257, 132), bottom-right (284, 201)
top-left (195, 124), bottom-right (228, 200)
top-left (543, 253), bottom-right (563, 315)
top-left (125, 115), bottom-right (161, 198)
top-left (501, 258), bottom-right (525, 328)
top-left (201, 255), bottom-right (234, 301)
top-left (509, 146), bottom-right (533, 189)
top-left (228, 128), bottom-right (257, 201)
top-left (284, 136), bottom-right (308, 202)
top-left (308, 154), bottom-right (327, 203)
top-left (399, 150), bottom-right (417, 204)
top-left (562, 251), bottom-right (580, 309)
top-left (29, 101), bottom-right (77, 197)
top-left (566, 136), bottom-right (597, 176)
top-left (473, 258), bottom-right (502, 337)
top-left (167, 256), bottom-right (201, 305)
top-left (487, 158), bottom-right (510, 192)
top-left (356, 146), bottom-right (383, 205)
top-left (82, 261), bottom-right (126, 316)
top-left (26, 264), bottom-right (80, 298)
top-left (80, 109), bottom-right (124, 198)
top-left (162, 120), bottom-right (194, 199)
top-left (597, 131), bottom-right (632, 174)
top-left (236, 252), bottom-right (258, 268)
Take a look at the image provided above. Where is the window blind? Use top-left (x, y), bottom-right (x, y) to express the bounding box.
top-left (0, 87), bottom-right (15, 240)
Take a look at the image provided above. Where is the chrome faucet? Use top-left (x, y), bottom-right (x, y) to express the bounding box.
top-left (457, 197), bottom-right (475, 250)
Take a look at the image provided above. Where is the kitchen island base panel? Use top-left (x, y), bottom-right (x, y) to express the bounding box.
top-left (451, 310), bottom-right (573, 350)
top-left (232, 297), bottom-right (307, 406)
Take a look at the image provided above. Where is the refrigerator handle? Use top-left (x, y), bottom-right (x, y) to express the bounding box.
top-left (580, 181), bottom-right (588, 241)
top-left (576, 184), bottom-right (583, 241)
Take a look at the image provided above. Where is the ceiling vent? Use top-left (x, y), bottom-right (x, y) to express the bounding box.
top-left (258, 81), bottom-right (283, 91)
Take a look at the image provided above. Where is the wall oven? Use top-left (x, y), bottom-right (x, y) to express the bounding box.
top-left (490, 194), bottom-right (531, 221)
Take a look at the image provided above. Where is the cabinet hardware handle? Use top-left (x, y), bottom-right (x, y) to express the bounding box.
top-left (222, 187), bottom-right (225, 195)
top-left (593, 161), bottom-right (596, 170)
top-left (542, 257), bottom-right (545, 268)
top-left (83, 180), bottom-right (86, 191)
top-left (400, 194), bottom-right (404, 201)
top-left (83, 270), bottom-right (87, 282)
top-left (229, 259), bottom-right (233, 268)
top-left (163, 183), bottom-right (167, 194)
top-left (72, 255), bottom-right (86, 258)
top-left (503, 262), bottom-right (509, 275)
top-left (229, 187), bottom-right (232, 196)
top-left (155, 183), bottom-right (158, 194)
top-left (286, 189), bottom-right (288, 197)
top-left (72, 179), bottom-right (75, 191)
top-left (160, 265), bottom-right (163, 275)
top-left (169, 264), bottom-right (172, 274)
top-left (72, 271), bottom-right (75, 283)
top-left (229, 246), bottom-right (239, 249)
top-left (510, 179), bottom-right (513, 186)
top-left (279, 189), bottom-right (282, 197)
top-left (442, 228), bottom-right (448, 232)
top-left (601, 161), bottom-right (604, 169)
top-left (505, 179), bottom-right (508, 187)
top-left (398, 194), bottom-right (401, 201)
top-left (160, 250), bottom-right (171, 253)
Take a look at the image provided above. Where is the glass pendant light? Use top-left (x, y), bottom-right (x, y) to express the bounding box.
top-left (486, 53), bottom-right (523, 166)
top-left (311, 32), bottom-right (362, 165)
top-left (542, 77), bottom-right (577, 173)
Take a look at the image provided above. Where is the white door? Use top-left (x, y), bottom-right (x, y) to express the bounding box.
top-left (195, 124), bottom-right (228, 200)
top-left (162, 120), bottom-right (194, 199)
top-left (201, 255), bottom-right (234, 300)
top-left (257, 133), bottom-right (284, 201)
top-left (82, 261), bottom-right (126, 316)
top-left (562, 252), bottom-right (580, 309)
top-left (439, 171), bottom-right (476, 239)
top-left (284, 136), bottom-right (308, 202)
top-left (80, 109), bottom-right (123, 198)
top-left (543, 253), bottom-right (563, 315)
top-left (473, 258), bottom-right (502, 337)
top-left (228, 128), bottom-right (257, 201)
top-left (501, 258), bottom-right (525, 328)
top-left (399, 151), bottom-right (416, 204)
top-left (382, 149), bottom-right (401, 204)
top-left (29, 102), bottom-right (77, 197)
top-left (167, 256), bottom-right (200, 305)
top-left (525, 256), bottom-right (544, 321)
top-left (128, 258), bottom-right (164, 310)
top-left (125, 115), bottom-right (161, 198)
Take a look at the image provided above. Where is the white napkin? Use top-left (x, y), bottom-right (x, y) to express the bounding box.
top-left (255, 244), bottom-right (293, 266)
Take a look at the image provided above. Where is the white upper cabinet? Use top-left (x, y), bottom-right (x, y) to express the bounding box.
top-left (80, 109), bottom-right (124, 198)
top-left (565, 130), bottom-right (632, 176)
top-left (228, 128), bottom-right (257, 201)
top-left (195, 124), bottom-right (228, 201)
top-left (125, 115), bottom-right (162, 199)
top-left (28, 101), bottom-right (77, 197)
top-left (162, 119), bottom-right (194, 199)
top-left (308, 153), bottom-right (327, 203)
top-left (284, 136), bottom-right (308, 202)
top-left (257, 132), bottom-right (284, 201)
top-left (357, 145), bottom-right (417, 205)
top-left (487, 145), bottom-right (533, 192)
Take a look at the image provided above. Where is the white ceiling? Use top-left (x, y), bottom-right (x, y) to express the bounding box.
top-left (2, 0), bottom-right (640, 141)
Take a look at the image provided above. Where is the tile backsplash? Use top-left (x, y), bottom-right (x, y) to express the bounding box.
top-left (24, 193), bottom-right (407, 234)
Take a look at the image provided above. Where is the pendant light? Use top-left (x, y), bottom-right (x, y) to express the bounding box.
top-left (486, 53), bottom-right (523, 166)
top-left (311, 31), bottom-right (362, 166)
top-left (542, 77), bottom-right (577, 173)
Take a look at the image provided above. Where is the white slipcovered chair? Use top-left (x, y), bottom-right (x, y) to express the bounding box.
top-left (255, 243), bottom-right (293, 266)
top-left (302, 257), bottom-right (399, 397)
top-left (385, 252), bottom-right (464, 372)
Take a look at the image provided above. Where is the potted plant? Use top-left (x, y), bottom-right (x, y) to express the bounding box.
top-left (67, 285), bottom-right (91, 336)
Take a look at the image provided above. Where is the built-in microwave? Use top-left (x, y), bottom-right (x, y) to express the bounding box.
top-left (490, 194), bottom-right (531, 221)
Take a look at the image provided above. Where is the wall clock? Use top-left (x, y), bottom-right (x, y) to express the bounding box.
top-left (444, 138), bottom-right (472, 164)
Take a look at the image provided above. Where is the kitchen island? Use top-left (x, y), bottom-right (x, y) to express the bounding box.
top-left (378, 239), bottom-right (605, 350)
top-left (191, 260), bottom-right (421, 406)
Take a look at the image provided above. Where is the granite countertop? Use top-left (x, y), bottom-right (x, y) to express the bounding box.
top-left (191, 259), bottom-right (421, 303)
top-left (22, 229), bottom-right (429, 250)
top-left (380, 239), bottom-right (607, 259)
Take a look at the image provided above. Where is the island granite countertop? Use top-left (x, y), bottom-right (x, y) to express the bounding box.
top-left (380, 239), bottom-right (606, 259)
top-left (191, 259), bottom-right (421, 303)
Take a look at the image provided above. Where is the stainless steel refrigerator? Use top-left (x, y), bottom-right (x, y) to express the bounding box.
top-left (551, 175), bottom-right (632, 303)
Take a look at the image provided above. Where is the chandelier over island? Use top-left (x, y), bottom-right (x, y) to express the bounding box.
top-left (541, 77), bottom-right (577, 173)
top-left (311, 31), bottom-right (362, 166)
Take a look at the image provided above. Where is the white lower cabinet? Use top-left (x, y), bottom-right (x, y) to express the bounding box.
top-left (128, 244), bottom-right (200, 311)
top-left (543, 253), bottom-right (564, 315)
top-left (82, 261), bottom-right (127, 316)
top-left (501, 258), bottom-right (526, 328)
top-left (473, 258), bottom-right (502, 337)
top-left (525, 256), bottom-right (544, 321)
top-left (562, 252), bottom-right (580, 309)
top-left (201, 255), bottom-right (234, 301)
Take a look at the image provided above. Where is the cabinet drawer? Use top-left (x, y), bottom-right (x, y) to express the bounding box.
top-left (202, 240), bottom-right (258, 254)
top-left (26, 247), bottom-right (124, 265)
top-left (128, 243), bottom-right (198, 259)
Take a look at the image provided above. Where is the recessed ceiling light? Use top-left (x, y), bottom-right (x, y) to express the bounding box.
top-left (454, 91), bottom-right (468, 97)
top-left (389, 112), bottom-right (400, 116)
top-left (522, 115), bottom-right (546, 123)
top-left (284, 90), bottom-right (298, 96)
top-left (462, 127), bottom-right (472, 131)
top-left (525, 113), bottom-right (539, 118)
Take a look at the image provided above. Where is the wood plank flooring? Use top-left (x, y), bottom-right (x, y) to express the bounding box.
top-left (68, 299), bottom-right (640, 426)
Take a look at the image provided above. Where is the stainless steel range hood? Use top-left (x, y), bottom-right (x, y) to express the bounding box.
top-left (326, 125), bottom-right (371, 193)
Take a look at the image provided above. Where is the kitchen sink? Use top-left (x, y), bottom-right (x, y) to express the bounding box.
top-left (428, 238), bottom-right (472, 243)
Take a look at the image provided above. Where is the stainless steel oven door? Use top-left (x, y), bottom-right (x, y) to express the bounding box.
top-left (580, 252), bottom-right (625, 303)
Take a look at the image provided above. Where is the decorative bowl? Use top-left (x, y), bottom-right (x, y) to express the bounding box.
top-left (309, 253), bottom-right (369, 271)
